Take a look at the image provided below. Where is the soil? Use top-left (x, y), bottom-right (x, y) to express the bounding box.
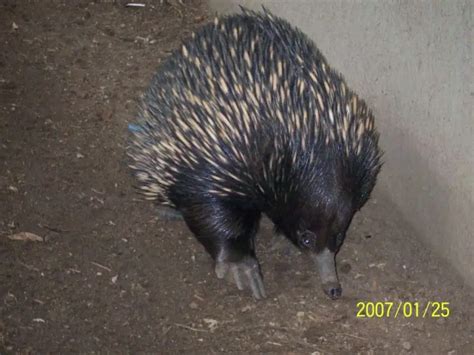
top-left (0, 1), bottom-right (473, 353)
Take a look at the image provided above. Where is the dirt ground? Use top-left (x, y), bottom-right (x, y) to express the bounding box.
top-left (0, 1), bottom-right (473, 353)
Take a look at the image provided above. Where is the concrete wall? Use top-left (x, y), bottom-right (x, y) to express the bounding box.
top-left (208, 0), bottom-right (474, 286)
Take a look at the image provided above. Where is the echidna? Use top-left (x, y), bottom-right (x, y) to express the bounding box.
top-left (128, 8), bottom-right (382, 300)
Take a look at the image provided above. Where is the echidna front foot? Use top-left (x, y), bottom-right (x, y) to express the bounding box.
top-left (215, 256), bottom-right (266, 299)
top-left (181, 201), bottom-right (263, 299)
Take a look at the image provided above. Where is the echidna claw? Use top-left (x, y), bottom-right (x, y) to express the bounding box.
top-left (215, 257), bottom-right (266, 299)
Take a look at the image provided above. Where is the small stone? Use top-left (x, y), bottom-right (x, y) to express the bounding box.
top-left (339, 262), bottom-right (352, 274)
top-left (402, 341), bottom-right (412, 351)
top-left (189, 301), bottom-right (198, 309)
top-left (97, 108), bottom-right (113, 121)
top-left (103, 27), bottom-right (115, 37)
top-left (241, 305), bottom-right (253, 313)
top-left (296, 311), bottom-right (305, 324)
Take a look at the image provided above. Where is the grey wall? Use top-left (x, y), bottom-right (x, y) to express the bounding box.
top-left (208, 0), bottom-right (474, 286)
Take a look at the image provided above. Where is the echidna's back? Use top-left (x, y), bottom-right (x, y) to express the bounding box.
top-left (128, 8), bottom-right (381, 211)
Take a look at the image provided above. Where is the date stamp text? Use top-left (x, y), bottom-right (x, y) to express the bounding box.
top-left (356, 301), bottom-right (450, 318)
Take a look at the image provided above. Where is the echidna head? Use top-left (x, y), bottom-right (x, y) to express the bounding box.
top-left (297, 192), bottom-right (354, 299)
top-left (297, 190), bottom-right (354, 252)
top-left (273, 171), bottom-right (366, 300)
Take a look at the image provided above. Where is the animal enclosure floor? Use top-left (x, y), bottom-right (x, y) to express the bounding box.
top-left (0, 2), bottom-right (473, 353)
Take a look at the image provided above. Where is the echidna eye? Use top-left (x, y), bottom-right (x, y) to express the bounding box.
top-left (302, 237), bottom-right (311, 247)
top-left (299, 231), bottom-right (315, 248)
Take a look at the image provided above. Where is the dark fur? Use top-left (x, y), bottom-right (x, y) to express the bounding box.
top-left (128, 8), bottom-right (382, 266)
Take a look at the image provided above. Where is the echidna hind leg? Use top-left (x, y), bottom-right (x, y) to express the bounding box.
top-left (181, 202), bottom-right (265, 299)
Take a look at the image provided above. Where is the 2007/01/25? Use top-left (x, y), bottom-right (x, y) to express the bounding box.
top-left (356, 301), bottom-right (450, 318)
